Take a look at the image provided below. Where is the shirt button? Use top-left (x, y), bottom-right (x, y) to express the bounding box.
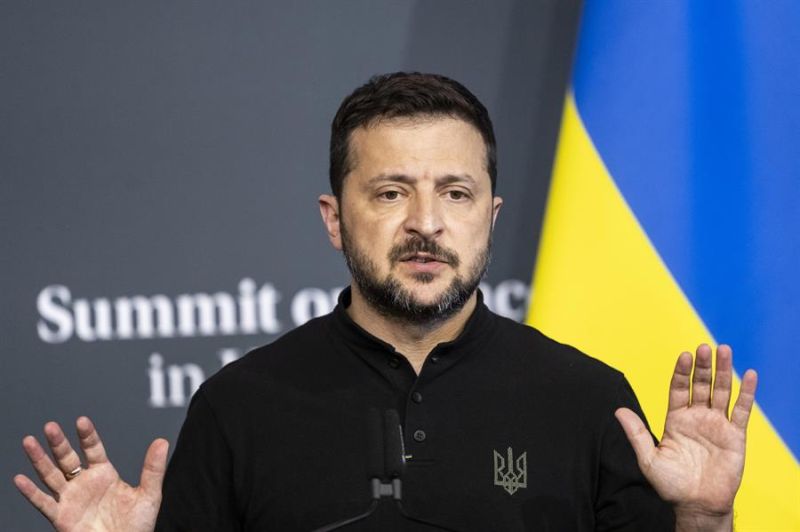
top-left (430, 355), bottom-right (440, 364)
top-left (411, 391), bottom-right (423, 404)
top-left (388, 357), bottom-right (400, 368)
top-left (413, 429), bottom-right (426, 442)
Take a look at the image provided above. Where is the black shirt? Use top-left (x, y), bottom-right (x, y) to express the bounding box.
top-left (156, 288), bottom-right (674, 531)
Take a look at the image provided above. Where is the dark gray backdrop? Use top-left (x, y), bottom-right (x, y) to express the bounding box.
top-left (1, 1), bottom-right (581, 528)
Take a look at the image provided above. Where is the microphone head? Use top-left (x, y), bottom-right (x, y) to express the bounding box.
top-left (366, 408), bottom-right (384, 479)
top-left (383, 409), bottom-right (406, 478)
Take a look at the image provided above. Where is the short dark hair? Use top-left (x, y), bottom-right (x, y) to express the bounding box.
top-left (329, 72), bottom-right (497, 198)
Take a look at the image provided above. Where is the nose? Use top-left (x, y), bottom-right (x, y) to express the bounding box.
top-left (402, 193), bottom-right (444, 239)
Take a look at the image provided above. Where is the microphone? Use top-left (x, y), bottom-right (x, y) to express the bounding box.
top-left (312, 408), bottom-right (391, 532)
top-left (383, 409), bottom-right (458, 531)
top-left (312, 408), bottom-right (458, 532)
top-left (381, 409), bottom-right (404, 501)
top-left (367, 407), bottom-right (385, 480)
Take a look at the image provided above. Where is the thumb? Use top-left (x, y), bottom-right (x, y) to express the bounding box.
top-left (615, 408), bottom-right (656, 469)
top-left (139, 438), bottom-right (169, 499)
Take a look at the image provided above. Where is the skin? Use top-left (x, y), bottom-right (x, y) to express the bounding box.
top-left (13, 417), bottom-right (167, 532)
top-left (617, 344), bottom-right (758, 531)
top-left (319, 116), bottom-right (502, 372)
top-left (14, 115), bottom-right (758, 532)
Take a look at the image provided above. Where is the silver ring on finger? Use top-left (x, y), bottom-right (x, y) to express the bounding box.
top-left (65, 466), bottom-right (82, 480)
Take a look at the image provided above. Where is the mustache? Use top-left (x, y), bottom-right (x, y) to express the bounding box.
top-left (388, 237), bottom-right (460, 267)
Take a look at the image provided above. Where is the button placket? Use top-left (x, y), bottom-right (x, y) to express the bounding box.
top-left (406, 347), bottom-right (445, 456)
top-left (406, 386), bottom-right (429, 452)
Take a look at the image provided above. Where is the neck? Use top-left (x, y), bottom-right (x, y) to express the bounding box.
top-left (346, 284), bottom-right (478, 374)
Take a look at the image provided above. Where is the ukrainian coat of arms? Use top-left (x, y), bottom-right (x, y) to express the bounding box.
top-left (493, 446), bottom-right (527, 495)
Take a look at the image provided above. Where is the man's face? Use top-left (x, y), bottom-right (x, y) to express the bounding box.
top-left (321, 116), bottom-right (502, 323)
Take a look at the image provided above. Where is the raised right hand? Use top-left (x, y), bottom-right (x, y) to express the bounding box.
top-left (14, 416), bottom-right (168, 532)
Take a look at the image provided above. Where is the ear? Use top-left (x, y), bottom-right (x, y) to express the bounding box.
top-left (319, 194), bottom-right (343, 250)
top-left (490, 195), bottom-right (503, 229)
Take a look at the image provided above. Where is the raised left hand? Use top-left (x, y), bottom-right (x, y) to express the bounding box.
top-left (615, 344), bottom-right (757, 530)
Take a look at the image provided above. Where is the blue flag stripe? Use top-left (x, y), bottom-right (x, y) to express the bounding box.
top-left (572, 1), bottom-right (800, 458)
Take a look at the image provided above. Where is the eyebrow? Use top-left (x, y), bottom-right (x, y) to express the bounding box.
top-left (366, 173), bottom-right (477, 187)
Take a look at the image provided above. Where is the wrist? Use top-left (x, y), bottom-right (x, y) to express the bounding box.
top-left (674, 506), bottom-right (733, 532)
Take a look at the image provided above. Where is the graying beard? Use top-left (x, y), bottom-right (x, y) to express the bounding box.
top-left (342, 240), bottom-right (490, 325)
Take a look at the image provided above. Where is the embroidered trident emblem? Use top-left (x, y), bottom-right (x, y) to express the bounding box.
top-left (493, 446), bottom-right (527, 495)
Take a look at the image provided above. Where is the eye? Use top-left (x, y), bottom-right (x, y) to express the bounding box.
top-left (447, 190), bottom-right (469, 201)
top-left (379, 190), bottom-right (401, 201)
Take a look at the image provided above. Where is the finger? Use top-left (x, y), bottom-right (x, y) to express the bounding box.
top-left (615, 408), bottom-right (656, 470)
top-left (691, 344), bottom-right (713, 407)
top-left (76, 416), bottom-right (109, 466)
top-left (14, 474), bottom-right (58, 522)
top-left (22, 435), bottom-right (67, 494)
top-left (667, 351), bottom-right (693, 411)
top-left (711, 344), bottom-right (733, 414)
top-left (139, 438), bottom-right (169, 499)
top-left (43, 421), bottom-right (83, 476)
top-left (731, 369), bottom-right (758, 430)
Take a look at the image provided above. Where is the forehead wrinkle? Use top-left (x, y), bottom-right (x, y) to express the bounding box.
top-left (365, 173), bottom-right (476, 188)
top-left (363, 173), bottom-right (416, 189)
top-left (435, 174), bottom-right (476, 187)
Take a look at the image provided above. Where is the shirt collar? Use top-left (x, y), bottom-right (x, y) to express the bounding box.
top-left (329, 285), bottom-right (495, 360)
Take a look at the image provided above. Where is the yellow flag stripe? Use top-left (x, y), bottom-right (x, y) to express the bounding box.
top-left (527, 93), bottom-right (800, 530)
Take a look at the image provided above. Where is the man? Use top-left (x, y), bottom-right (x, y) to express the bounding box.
top-left (15, 73), bottom-right (757, 531)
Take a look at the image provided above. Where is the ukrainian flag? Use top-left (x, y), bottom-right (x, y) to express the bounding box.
top-left (528, 2), bottom-right (800, 529)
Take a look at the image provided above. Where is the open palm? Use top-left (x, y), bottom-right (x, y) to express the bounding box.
top-left (616, 344), bottom-right (757, 525)
top-left (14, 416), bottom-right (168, 532)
